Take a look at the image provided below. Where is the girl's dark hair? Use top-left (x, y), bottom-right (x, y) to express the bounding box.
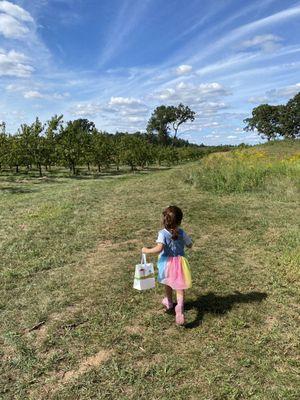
top-left (162, 205), bottom-right (183, 240)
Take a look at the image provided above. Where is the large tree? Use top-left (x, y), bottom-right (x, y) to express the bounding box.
top-left (280, 92), bottom-right (300, 138)
top-left (146, 105), bottom-right (174, 146)
top-left (171, 103), bottom-right (196, 143)
top-left (147, 104), bottom-right (195, 146)
top-left (243, 104), bottom-right (282, 141)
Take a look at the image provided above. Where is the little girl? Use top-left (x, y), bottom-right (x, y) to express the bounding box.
top-left (142, 205), bottom-right (193, 325)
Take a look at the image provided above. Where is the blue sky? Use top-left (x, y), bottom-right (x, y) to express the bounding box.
top-left (1, 0), bottom-right (300, 145)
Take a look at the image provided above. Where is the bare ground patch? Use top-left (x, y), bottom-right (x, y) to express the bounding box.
top-left (62, 349), bottom-right (112, 382)
top-left (29, 349), bottom-right (112, 399)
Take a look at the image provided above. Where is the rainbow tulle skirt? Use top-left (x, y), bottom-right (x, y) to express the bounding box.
top-left (157, 255), bottom-right (192, 290)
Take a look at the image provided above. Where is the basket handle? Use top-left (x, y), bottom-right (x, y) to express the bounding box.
top-left (141, 253), bottom-right (147, 265)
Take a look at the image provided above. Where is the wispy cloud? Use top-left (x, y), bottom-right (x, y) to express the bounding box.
top-left (266, 82), bottom-right (300, 99)
top-left (187, 4), bottom-right (300, 65)
top-left (0, 1), bottom-right (33, 22)
top-left (240, 34), bottom-right (283, 53)
top-left (99, 0), bottom-right (153, 67)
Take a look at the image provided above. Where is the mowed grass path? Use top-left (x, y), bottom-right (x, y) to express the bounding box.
top-left (0, 161), bottom-right (299, 399)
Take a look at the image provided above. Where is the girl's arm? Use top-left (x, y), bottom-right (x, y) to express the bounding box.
top-left (142, 243), bottom-right (164, 254)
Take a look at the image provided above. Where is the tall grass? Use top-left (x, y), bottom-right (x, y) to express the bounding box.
top-left (181, 147), bottom-right (300, 194)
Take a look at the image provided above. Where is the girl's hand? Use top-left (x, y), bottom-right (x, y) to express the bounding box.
top-left (142, 247), bottom-right (148, 254)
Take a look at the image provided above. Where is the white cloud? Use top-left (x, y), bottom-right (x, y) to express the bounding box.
top-left (69, 103), bottom-right (102, 117)
top-left (266, 83), bottom-right (300, 99)
top-left (127, 116), bottom-right (145, 123)
top-left (0, 13), bottom-right (30, 38)
top-left (0, 1), bottom-right (34, 39)
top-left (6, 82), bottom-right (70, 101)
top-left (109, 96), bottom-right (142, 106)
top-left (248, 95), bottom-right (269, 104)
top-left (154, 81), bottom-right (229, 103)
top-left (119, 107), bottom-right (148, 116)
top-left (240, 34), bottom-right (282, 53)
top-left (198, 101), bottom-right (228, 114)
top-left (176, 64), bottom-right (192, 75)
top-left (0, 49), bottom-right (33, 77)
top-left (248, 83), bottom-right (300, 104)
top-left (52, 92), bottom-right (70, 100)
top-left (6, 83), bottom-right (23, 92)
top-left (0, 1), bottom-right (33, 22)
top-left (24, 90), bottom-right (45, 99)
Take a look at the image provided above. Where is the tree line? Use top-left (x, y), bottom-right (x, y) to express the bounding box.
top-left (0, 104), bottom-right (230, 176)
top-left (244, 92), bottom-right (300, 141)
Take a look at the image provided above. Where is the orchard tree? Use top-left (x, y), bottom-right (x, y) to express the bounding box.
top-left (6, 135), bottom-right (24, 173)
top-left (18, 118), bottom-right (45, 176)
top-left (119, 135), bottom-right (151, 170)
top-left (0, 130), bottom-right (7, 170)
top-left (58, 119), bottom-right (94, 174)
top-left (44, 115), bottom-right (63, 169)
top-left (91, 131), bottom-right (113, 171)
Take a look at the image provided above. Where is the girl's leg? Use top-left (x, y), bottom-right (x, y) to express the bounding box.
top-left (165, 285), bottom-right (173, 302)
top-left (175, 289), bottom-right (185, 325)
top-left (162, 285), bottom-right (173, 310)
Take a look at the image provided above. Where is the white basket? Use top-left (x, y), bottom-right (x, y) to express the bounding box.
top-left (133, 254), bottom-right (155, 291)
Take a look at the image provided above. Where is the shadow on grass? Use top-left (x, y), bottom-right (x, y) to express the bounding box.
top-left (0, 186), bottom-right (38, 194)
top-left (184, 291), bottom-right (268, 329)
top-left (0, 166), bottom-right (172, 182)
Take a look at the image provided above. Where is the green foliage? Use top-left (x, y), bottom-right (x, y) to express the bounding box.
top-left (147, 103), bottom-right (195, 145)
top-left (119, 135), bottom-right (153, 170)
top-left (0, 114), bottom-right (207, 175)
top-left (57, 119), bottom-right (95, 174)
top-left (280, 92), bottom-right (300, 139)
top-left (244, 91), bottom-right (300, 140)
top-left (171, 103), bottom-right (196, 140)
top-left (91, 131), bottom-right (113, 171)
top-left (6, 135), bottom-right (24, 173)
top-left (244, 104), bottom-right (283, 141)
top-left (44, 115), bottom-right (63, 168)
top-left (146, 105), bottom-right (174, 146)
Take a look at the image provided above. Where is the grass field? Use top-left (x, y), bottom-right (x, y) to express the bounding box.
top-left (1, 140), bottom-right (299, 399)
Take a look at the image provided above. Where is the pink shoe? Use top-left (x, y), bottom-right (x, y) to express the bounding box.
top-left (175, 303), bottom-right (185, 325)
top-left (162, 297), bottom-right (173, 311)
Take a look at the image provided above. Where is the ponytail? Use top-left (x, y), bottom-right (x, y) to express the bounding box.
top-left (162, 205), bottom-right (183, 241)
top-left (170, 227), bottom-right (179, 240)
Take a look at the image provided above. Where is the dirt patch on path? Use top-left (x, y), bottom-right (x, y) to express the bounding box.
top-left (30, 349), bottom-right (113, 399)
top-left (62, 349), bottom-right (112, 382)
